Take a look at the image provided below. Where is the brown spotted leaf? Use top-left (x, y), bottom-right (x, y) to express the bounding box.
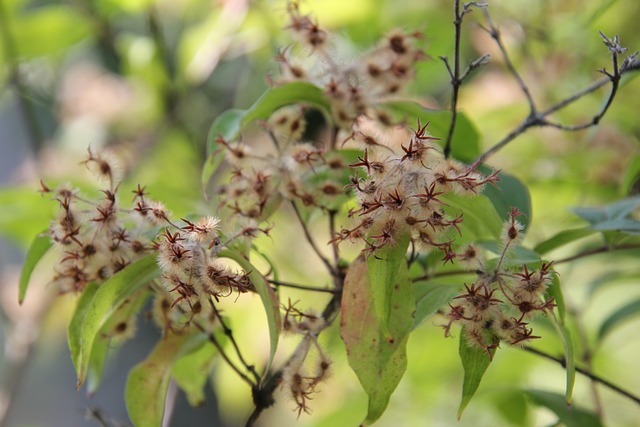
top-left (340, 252), bottom-right (414, 426)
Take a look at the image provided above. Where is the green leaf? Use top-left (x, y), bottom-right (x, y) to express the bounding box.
top-left (440, 193), bottom-right (502, 242)
top-left (172, 340), bottom-right (219, 407)
top-left (87, 288), bottom-right (151, 395)
top-left (586, 269), bottom-right (640, 299)
top-left (251, 245), bottom-right (280, 282)
top-left (18, 232), bottom-right (52, 304)
top-left (201, 146), bottom-right (227, 192)
top-left (572, 196), bottom-right (640, 225)
top-left (413, 282), bottom-right (460, 329)
top-left (492, 390), bottom-right (530, 426)
top-left (68, 282), bottom-right (100, 372)
top-left (205, 82), bottom-right (330, 156)
top-left (382, 101), bottom-right (481, 162)
top-left (202, 82), bottom-right (331, 187)
top-left (206, 110), bottom-right (246, 157)
top-left (126, 333), bottom-right (206, 427)
top-left (9, 5), bottom-right (91, 58)
top-left (590, 218), bottom-right (640, 234)
top-left (534, 228), bottom-right (598, 255)
top-left (546, 273), bottom-right (566, 324)
top-left (477, 166), bottom-right (532, 231)
top-left (367, 233), bottom-right (410, 329)
top-left (74, 255), bottom-right (160, 387)
top-left (217, 249), bottom-right (280, 373)
top-left (457, 331), bottom-right (493, 418)
top-left (0, 188), bottom-right (52, 247)
top-left (341, 255), bottom-right (415, 425)
top-left (550, 318), bottom-right (576, 405)
top-left (621, 154), bottom-right (640, 196)
top-left (596, 298), bottom-right (640, 344)
top-left (241, 82), bottom-right (330, 131)
top-left (87, 336), bottom-right (109, 397)
top-left (525, 390), bottom-right (603, 427)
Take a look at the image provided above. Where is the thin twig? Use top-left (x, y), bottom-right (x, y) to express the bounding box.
top-left (209, 302), bottom-right (262, 384)
top-left (441, 0), bottom-right (462, 160)
top-left (541, 36), bottom-right (624, 132)
top-left (83, 407), bottom-right (110, 427)
top-left (290, 201), bottom-right (337, 277)
top-left (192, 320), bottom-right (257, 388)
top-left (441, 1), bottom-right (489, 159)
top-left (269, 279), bottom-right (338, 294)
top-left (149, 282), bottom-right (256, 390)
top-left (472, 14), bottom-right (640, 166)
top-left (479, 10), bottom-right (536, 112)
top-left (554, 243), bottom-right (640, 264)
top-left (411, 268), bottom-right (474, 282)
top-left (328, 210), bottom-right (340, 268)
top-left (523, 346), bottom-right (640, 406)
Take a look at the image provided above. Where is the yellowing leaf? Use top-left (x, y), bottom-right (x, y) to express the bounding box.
top-left (340, 254), bottom-right (414, 425)
top-left (172, 340), bottom-right (219, 407)
top-left (126, 333), bottom-right (206, 427)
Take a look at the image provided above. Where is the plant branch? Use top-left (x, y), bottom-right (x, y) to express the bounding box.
top-left (554, 243), bottom-right (640, 264)
top-left (441, 1), bottom-right (489, 159)
top-left (245, 274), bottom-right (344, 426)
top-left (523, 346), bottom-right (640, 407)
top-left (269, 279), bottom-right (338, 293)
top-left (209, 302), bottom-right (261, 384)
top-left (148, 276), bottom-right (259, 390)
top-left (479, 10), bottom-right (536, 111)
top-left (82, 407), bottom-right (111, 427)
top-left (411, 268), bottom-right (474, 282)
top-left (472, 14), bottom-right (639, 166)
top-left (328, 210), bottom-right (340, 268)
top-left (290, 201), bottom-right (337, 277)
top-left (192, 319), bottom-right (257, 388)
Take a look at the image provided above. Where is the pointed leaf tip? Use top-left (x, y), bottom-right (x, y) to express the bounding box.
top-left (457, 331), bottom-right (494, 418)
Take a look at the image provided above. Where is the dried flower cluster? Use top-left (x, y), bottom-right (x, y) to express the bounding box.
top-left (442, 209), bottom-right (557, 358)
top-left (335, 120), bottom-right (499, 258)
top-left (43, 149), bottom-right (153, 295)
top-left (152, 216), bottom-right (254, 334)
top-left (274, 2), bottom-right (427, 127)
top-left (215, 106), bottom-right (350, 224)
top-left (44, 148), bottom-right (255, 337)
top-left (281, 300), bottom-right (331, 417)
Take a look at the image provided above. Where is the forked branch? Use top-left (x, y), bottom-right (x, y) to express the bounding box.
top-left (471, 9), bottom-right (639, 166)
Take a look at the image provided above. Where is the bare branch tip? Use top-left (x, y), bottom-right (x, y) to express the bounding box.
top-left (472, 54), bottom-right (491, 67)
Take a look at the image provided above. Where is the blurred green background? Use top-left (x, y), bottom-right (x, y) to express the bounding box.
top-left (1, 0), bottom-right (639, 426)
